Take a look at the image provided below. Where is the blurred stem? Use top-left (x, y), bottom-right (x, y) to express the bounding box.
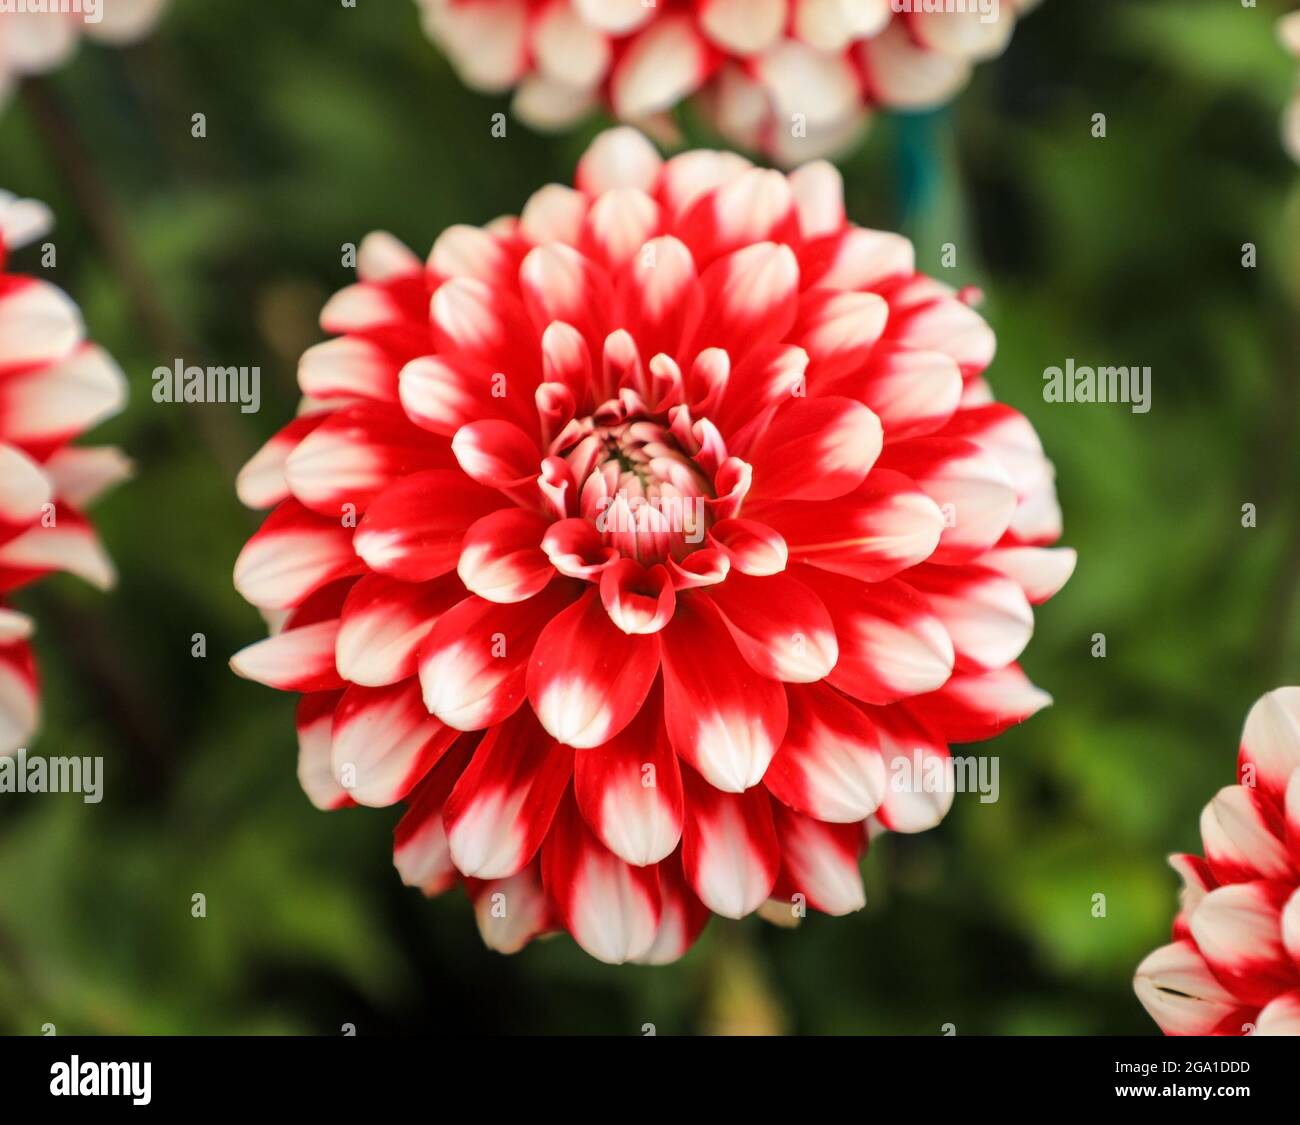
top-left (21, 76), bottom-right (246, 481)
top-left (699, 921), bottom-right (787, 1036)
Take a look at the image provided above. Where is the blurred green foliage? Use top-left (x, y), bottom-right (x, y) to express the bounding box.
top-left (0, 0), bottom-right (1297, 1035)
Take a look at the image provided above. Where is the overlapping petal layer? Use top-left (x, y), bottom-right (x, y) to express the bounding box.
top-left (1135, 688), bottom-right (1300, 1035)
top-left (416, 0), bottom-right (1041, 161)
top-left (0, 191), bottom-right (129, 755)
top-left (232, 127), bottom-right (1071, 964)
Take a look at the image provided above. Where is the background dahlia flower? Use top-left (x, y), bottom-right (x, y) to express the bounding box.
top-left (232, 126), bottom-right (1072, 965)
top-left (0, 191), bottom-right (129, 755)
top-left (1134, 688), bottom-right (1300, 1036)
top-left (0, 0), bottom-right (167, 104)
top-left (1282, 11), bottom-right (1300, 163)
top-left (416, 0), bottom-right (1040, 162)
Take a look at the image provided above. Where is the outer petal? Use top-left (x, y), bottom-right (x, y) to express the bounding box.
top-left (770, 804), bottom-right (866, 916)
top-left (443, 707), bottom-right (574, 880)
top-left (574, 687), bottom-right (683, 866)
top-left (660, 593), bottom-right (789, 792)
top-left (331, 679), bottom-right (460, 807)
top-left (764, 682), bottom-right (886, 823)
top-left (1134, 940), bottom-right (1249, 1037)
top-left (680, 766), bottom-right (781, 919)
top-left (542, 790), bottom-right (662, 964)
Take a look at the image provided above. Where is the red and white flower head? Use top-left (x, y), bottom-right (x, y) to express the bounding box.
top-left (232, 127), bottom-right (1072, 964)
top-left (1282, 11), bottom-right (1300, 163)
top-left (0, 0), bottom-right (168, 104)
top-left (416, 0), bottom-right (1041, 161)
top-left (1135, 688), bottom-right (1300, 1036)
top-left (0, 192), bottom-right (129, 755)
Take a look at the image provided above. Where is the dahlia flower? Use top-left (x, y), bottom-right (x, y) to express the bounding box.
top-left (0, 0), bottom-right (167, 104)
top-left (1134, 688), bottom-right (1300, 1036)
top-left (232, 126), bottom-right (1072, 964)
top-left (416, 0), bottom-right (1041, 162)
top-left (1282, 11), bottom-right (1300, 163)
top-left (0, 191), bottom-right (129, 755)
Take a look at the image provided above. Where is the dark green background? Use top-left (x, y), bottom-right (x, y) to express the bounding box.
top-left (1, 0), bottom-right (1297, 1034)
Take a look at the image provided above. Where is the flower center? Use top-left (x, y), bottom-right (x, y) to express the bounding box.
top-left (562, 416), bottom-right (714, 565)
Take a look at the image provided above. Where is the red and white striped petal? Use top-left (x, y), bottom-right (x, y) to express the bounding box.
top-left (398, 353), bottom-right (524, 438)
top-left (609, 14), bottom-right (709, 121)
top-left (394, 739), bottom-right (477, 895)
top-left (906, 564), bottom-right (1034, 673)
top-left (1256, 990), bottom-right (1300, 1036)
top-left (906, 663), bottom-right (1050, 744)
top-left (576, 125), bottom-right (664, 196)
top-left (235, 415), bottom-right (326, 510)
top-left (698, 0), bottom-right (786, 55)
top-left (680, 767), bottom-right (781, 918)
top-left (1239, 687), bottom-right (1300, 808)
top-left (336, 572), bottom-right (464, 687)
top-left (981, 545), bottom-right (1078, 605)
top-left (758, 469), bottom-right (944, 583)
top-left (297, 336), bottom-right (397, 403)
top-left (0, 343), bottom-right (126, 446)
top-left (771, 803), bottom-right (866, 915)
top-left (598, 558), bottom-right (675, 635)
top-left (443, 708), bottom-right (573, 879)
top-left (356, 230), bottom-right (421, 283)
top-left (1170, 852), bottom-right (1216, 941)
top-left (0, 608), bottom-right (33, 644)
top-left (708, 518), bottom-right (787, 576)
top-left (354, 470), bottom-right (506, 582)
top-left (689, 242), bottom-right (800, 364)
top-left (1188, 882), bottom-right (1295, 1009)
top-left (233, 501), bottom-right (362, 611)
top-left (542, 791), bottom-right (661, 964)
top-left (800, 569), bottom-right (953, 706)
top-left (615, 235), bottom-right (703, 364)
top-left (746, 396), bottom-right (882, 503)
top-left (472, 864), bottom-right (552, 954)
top-left (0, 278), bottom-right (81, 367)
top-left (0, 510), bottom-right (116, 591)
top-left (418, 582), bottom-right (576, 731)
top-left (634, 852), bottom-right (711, 965)
top-left (295, 691), bottom-right (350, 811)
top-left (708, 570), bottom-right (838, 683)
top-left (526, 588), bottom-right (661, 749)
top-left (1199, 785), bottom-right (1292, 885)
top-left (457, 508), bottom-right (553, 604)
top-left (887, 284), bottom-right (995, 375)
top-left (660, 594), bottom-right (789, 792)
top-left (0, 442), bottom-right (52, 525)
top-left (424, 0), bottom-right (529, 92)
top-left (877, 437), bottom-right (1017, 564)
top-left (284, 404), bottom-right (451, 516)
top-left (1134, 940), bottom-right (1248, 1037)
top-left (0, 641), bottom-right (38, 756)
top-left (845, 349), bottom-right (963, 441)
top-left (764, 682), bottom-right (886, 823)
top-left (793, 290), bottom-right (890, 388)
top-left (799, 226), bottom-right (914, 292)
top-left (40, 446), bottom-right (132, 509)
top-left (231, 619), bottom-right (344, 694)
top-left (870, 705), bottom-right (955, 834)
top-left (787, 160), bottom-right (845, 240)
top-left (574, 691), bottom-right (682, 866)
top-left (331, 679), bottom-right (459, 807)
